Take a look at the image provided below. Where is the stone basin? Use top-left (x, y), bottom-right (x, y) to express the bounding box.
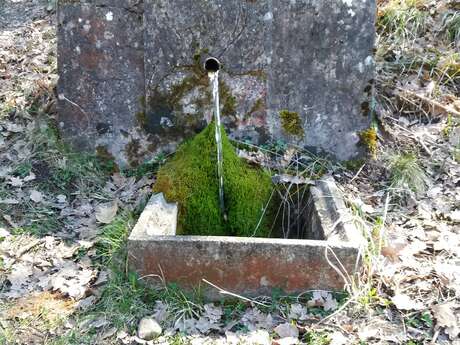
top-left (127, 177), bottom-right (363, 300)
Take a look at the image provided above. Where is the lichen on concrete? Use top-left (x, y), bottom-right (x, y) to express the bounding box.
top-left (279, 110), bottom-right (304, 138)
top-left (358, 127), bottom-right (378, 158)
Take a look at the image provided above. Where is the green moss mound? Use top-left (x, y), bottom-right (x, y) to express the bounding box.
top-left (154, 124), bottom-right (273, 237)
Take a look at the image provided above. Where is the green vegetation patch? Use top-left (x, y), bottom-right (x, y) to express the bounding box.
top-left (377, 0), bottom-right (428, 42)
top-left (154, 123), bottom-right (273, 237)
top-left (443, 12), bottom-right (460, 43)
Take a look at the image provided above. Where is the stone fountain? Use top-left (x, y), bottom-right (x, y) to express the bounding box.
top-left (57, 0), bottom-right (374, 297)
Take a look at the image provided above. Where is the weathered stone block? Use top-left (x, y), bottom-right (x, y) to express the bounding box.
top-left (128, 178), bottom-right (364, 299)
top-left (57, 0), bottom-right (145, 166)
top-left (58, 0), bottom-right (376, 166)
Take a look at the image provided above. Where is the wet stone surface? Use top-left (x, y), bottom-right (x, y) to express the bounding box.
top-left (58, 0), bottom-right (376, 166)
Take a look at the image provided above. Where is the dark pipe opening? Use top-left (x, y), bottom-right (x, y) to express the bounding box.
top-left (204, 57), bottom-right (221, 72)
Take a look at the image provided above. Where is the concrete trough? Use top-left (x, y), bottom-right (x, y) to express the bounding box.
top-left (128, 177), bottom-right (363, 299)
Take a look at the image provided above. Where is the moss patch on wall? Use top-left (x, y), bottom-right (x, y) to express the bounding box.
top-left (95, 146), bottom-right (119, 173)
top-left (220, 81), bottom-right (237, 117)
top-left (154, 123), bottom-right (273, 237)
top-left (249, 98), bottom-right (265, 115)
top-left (279, 110), bottom-right (304, 138)
top-left (143, 49), bottom-right (238, 133)
top-left (125, 139), bottom-right (142, 166)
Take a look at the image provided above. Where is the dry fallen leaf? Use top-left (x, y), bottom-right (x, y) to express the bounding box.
top-left (95, 200), bottom-right (118, 224)
top-left (3, 262), bottom-right (34, 298)
top-left (57, 194), bottom-right (67, 203)
top-left (432, 302), bottom-right (460, 339)
top-left (391, 293), bottom-right (424, 311)
top-left (241, 308), bottom-right (274, 331)
top-left (288, 304), bottom-right (309, 321)
top-left (329, 331), bottom-right (349, 345)
top-left (399, 239), bottom-right (427, 258)
top-left (358, 318), bottom-right (406, 343)
top-left (274, 323), bottom-right (299, 339)
top-left (323, 293), bottom-right (339, 311)
top-left (76, 295), bottom-right (97, 310)
top-left (9, 176), bottom-right (23, 187)
top-left (30, 190), bottom-right (43, 203)
top-left (434, 262), bottom-right (460, 292)
top-left (50, 262), bottom-right (95, 300)
top-left (0, 228), bottom-right (11, 238)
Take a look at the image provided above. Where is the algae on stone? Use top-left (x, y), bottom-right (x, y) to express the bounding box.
top-left (154, 124), bottom-right (273, 237)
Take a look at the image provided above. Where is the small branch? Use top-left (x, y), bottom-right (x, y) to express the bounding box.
top-left (397, 87), bottom-right (460, 117)
top-left (16, 239), bottom-right (44, 258)
top-left (350, 164), bottom-right (366, 183)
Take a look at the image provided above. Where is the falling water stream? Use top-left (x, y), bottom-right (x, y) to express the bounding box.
top-left (208, 70), bottom-right (226, 220)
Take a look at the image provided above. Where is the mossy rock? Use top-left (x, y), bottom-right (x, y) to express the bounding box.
top-left (154, 124), bottom-right (273, 237)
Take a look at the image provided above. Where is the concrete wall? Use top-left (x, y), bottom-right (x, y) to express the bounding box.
top-left (58, 0), bottom-right (376, 166)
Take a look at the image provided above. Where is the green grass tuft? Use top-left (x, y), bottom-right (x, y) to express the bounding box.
top-left (89, 270), bottom-right (155, 330)
top-left (96, 213), bottom-right (134, 265)
top-left (157, 283), bottom-right (204, 322)
top-left (154, 123), bottom-right (274, 237)
top-left (387, 152), bottom-right (428, 194)
top-left (302, 330), bottom-right (331, 345)
top-left (377, 0), bottom-right (428, 45)
top-left (17, 122), bottom-right (116, 196)
top-left (442, 12), bottom-right (460, 44)
top-left (0, 121), bottom-right (118, 237)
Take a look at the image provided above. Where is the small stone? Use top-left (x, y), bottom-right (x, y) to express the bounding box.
top-left (138, 317), bottom-right (162, 340)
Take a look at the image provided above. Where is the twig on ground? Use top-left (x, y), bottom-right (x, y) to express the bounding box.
top-left (397, 87), bottom-right (460, 117)
top-left (350, 164), bottom-right (366, 183)
top-left (378, 193), bottom-right (391, 255)
top-left (432, 329), bottom-right (440, 343)
top-left (202, 279), bottom-right (270, 308)
top-left (389, 121), bottom-right (435, 155)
